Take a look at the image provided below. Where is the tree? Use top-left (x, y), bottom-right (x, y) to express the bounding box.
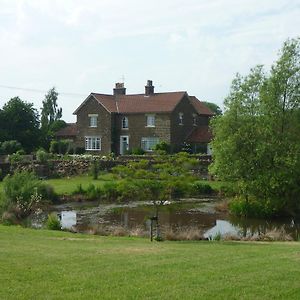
top-left (40, 87), bottom-right (63, 148)
top-left (0, 97), bottom-right (40, 152)
top-left (210, 38), bottom-right (300, 217)
top-left (203, 101), bottom-right (222, 115)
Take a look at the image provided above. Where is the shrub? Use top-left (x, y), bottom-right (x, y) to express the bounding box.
top-left (0, 168), bottom-right (3, 181)
top-left (50, 139), bottom-right (71, 154)
top-left (190, 181), bottom-right (213, 196)
top-left (116, 180), bottom-right (141, 202)
top-left (102, 182), bottom-right (120, 202)
top-left (36, 149), bottom-right (49, 163)
top-left (228, 196), bottom-right (283, 218)
top-left (86, 184), bottom-right (102, 200)
top-left (0, 140), bottom-right (23, 155)
top-left (1, 171), bottom-right (56, 218)
top-left (46, 213), bottom-right (61, 230)
top-left (154, 141), bottom-right (171, 154)
top-left (8, 153), bottom-right (23, 164)
top-left (131, 148), bottom-right (145, 155)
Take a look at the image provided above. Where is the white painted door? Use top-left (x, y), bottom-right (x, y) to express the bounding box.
top-left (120, 136), bottom-right (129, 155)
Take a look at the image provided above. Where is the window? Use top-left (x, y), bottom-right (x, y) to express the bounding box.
top-left (122, 116), bottom-right (128, 129)
top-left (193, 113), bottom-right (197, 126)
top-left (179, 113), bottom-right (184, 125)
top-left (89, 114), bottom-right (98, 127)
top-left (141, 137), bottom-right (159, 151)
top-left (85, 136), bottom-right (101, 150)
top-left (146, 114), bottom-right (155, 127)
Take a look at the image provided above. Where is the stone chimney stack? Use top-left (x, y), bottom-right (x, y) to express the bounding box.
top-left (113, 82), bottom-right (126, 95)
top-left (145, 80), bottom-right (154, 96)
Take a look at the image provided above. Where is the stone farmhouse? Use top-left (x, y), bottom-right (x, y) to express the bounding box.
top-left (56, 80), bottom-right (214, 155)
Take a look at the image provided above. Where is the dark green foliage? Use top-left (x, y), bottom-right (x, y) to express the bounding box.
top-left (0, 97), bottom-right (40, 152)
top-left (154, 141), bottom-right (171, 154)
top-left (131, 148), bottom-right (145, 155)
top-left (45, 213), bottom-right (61, 230)
top-left (50, 139), bottom-right (71, 154)
top-left (0, 168), bottom-right (2, 181)
top-left (0, 140), bottom-right (23, 155)
top-left (190, 181), bottom-right (213, 196)
top-left (202, 101), bottom-right (222, 115)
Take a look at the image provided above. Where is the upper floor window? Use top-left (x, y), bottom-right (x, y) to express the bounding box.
top-left (146, 114), bottom-right (155, 127)
top-left (179, 113), bottom-right (184, 125)
top-left (122, 116), bottom-right (129, 129)
top-left (89, 114), bottom-right (98, 127)
top-left (193, 113), bottom-right (197, 126)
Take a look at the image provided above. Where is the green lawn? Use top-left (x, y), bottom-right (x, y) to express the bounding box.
top-left (43, 173), bottom-right (116, 195)
top-left (0, 225), bottom-right (300, 299)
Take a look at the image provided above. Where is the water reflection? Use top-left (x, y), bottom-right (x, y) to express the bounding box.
top-left (40, 201), bottom-right (300, 240)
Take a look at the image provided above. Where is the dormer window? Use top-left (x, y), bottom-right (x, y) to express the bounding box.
top-left (146, 114), bottom-right (155, 127)
top-left (179, 113), bottom-right (184, 125)
top-left (89, 114), bottom-right (98, 127)
top-left (122, 116), bottom-right (129, 129)
top-left (193, 113), bottom-right (197, 126)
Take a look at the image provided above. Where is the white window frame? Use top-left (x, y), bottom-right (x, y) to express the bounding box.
top-left (146, 114), bottom-right (155, 127)
top-left (89, 114), bottom-right (98, 128)
top-left (122, 116), bottom-right (129, 129)
top-left (85, 136), bottom-right (101, 151)
top-left (179, 112), bottom-right (184, 125)
top-left (141, 137), bottom-right (159, 152)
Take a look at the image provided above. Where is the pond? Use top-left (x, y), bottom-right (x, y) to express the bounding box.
top-left (31, 198), bottom-right (300, 240)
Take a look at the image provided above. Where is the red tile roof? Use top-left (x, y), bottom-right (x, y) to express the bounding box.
top-left (55, 123), bottom-right (77, 137)
top-left (186, 126), bottom-right (213, 143)
top-left (73, 91), bottom-right (215, 116)
top-left (189, 96), bottom-right (215, 116)
top-left (91, 92), bottom-right (187, 114)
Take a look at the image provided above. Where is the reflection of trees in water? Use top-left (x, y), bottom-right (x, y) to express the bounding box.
top-left (229, 215), bottom-right (300, 239)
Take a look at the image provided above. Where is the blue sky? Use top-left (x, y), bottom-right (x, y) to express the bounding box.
top-left (0, 0), bottom-right (299, 122)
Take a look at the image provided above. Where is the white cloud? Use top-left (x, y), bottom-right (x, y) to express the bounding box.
top-left (0, 0), bottom-right (299, 119)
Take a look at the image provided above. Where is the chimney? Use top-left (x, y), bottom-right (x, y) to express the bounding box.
top-left (145, 80), bottom-right (154, 96)
top-left (113, 82), bottom-right (126, 95)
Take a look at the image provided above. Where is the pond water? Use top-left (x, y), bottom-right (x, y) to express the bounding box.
top-left (32, 198), bottom-right (300, 240)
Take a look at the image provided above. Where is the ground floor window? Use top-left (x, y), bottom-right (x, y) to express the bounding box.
top-left (85, 136), bottom-right (101, 150)
top-left (141, 137), bottom-right (159, 151)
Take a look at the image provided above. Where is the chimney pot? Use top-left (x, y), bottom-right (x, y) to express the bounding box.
top-left (145, 80), bottom-right (154, 96)
top-left (113, 82), bottom-right (126, 95)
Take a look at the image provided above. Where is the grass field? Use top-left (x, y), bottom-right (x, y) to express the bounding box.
top-left (0, 173), bottom-right (225, 196)
top-left (0, 225), bottom-right (300, 299)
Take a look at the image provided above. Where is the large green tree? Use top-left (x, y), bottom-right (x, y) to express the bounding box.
top-left (40, 87), bottom-right (64, 148)
top-left (0, 97), bottom-right (41, 152)
top-left (210, 38), bottom-right (300, 217)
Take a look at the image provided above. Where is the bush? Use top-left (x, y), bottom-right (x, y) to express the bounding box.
top-left (102, 182), bottom-right (120, 202)
top-left (1, 171), bottom-right (56, 218)
top-left (131, 148), bottom-right (145, 155)
top-left (190, 182), bottom-right (213, 196)
top-left (0, 140), bottom-right (23, 155)
top-left (8, 153), bottom-right (23, 164)
top-left (50, 139), bottom-right (71, 154)
top-left (155, 141), bottom-right (171, 154)
top-left (36, 149), bottom-right (49, 163)
top-left (86, 184), bottom-right (102, 200)
top-left (46, 213), bottom-right (61, 230)
top-left (0, 168), bottom-right (3, 181)
top-left (229, 196), bottom-right (284, 218)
